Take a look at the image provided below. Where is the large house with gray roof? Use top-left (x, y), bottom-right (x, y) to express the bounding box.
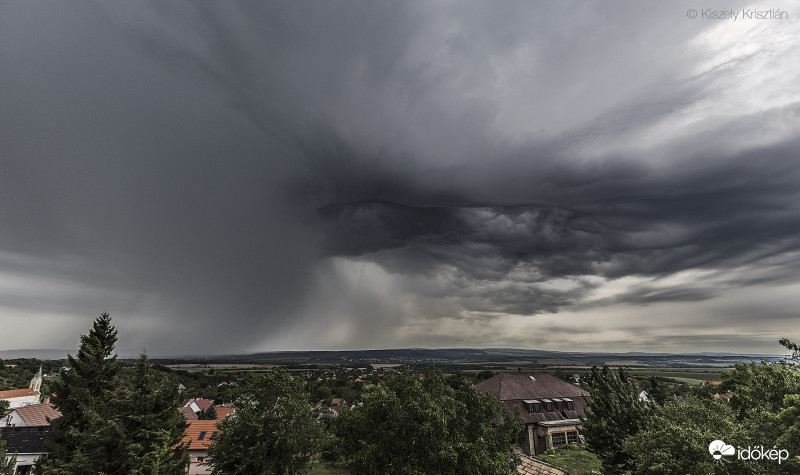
top-left (476, 372), bottom-right (590, 455)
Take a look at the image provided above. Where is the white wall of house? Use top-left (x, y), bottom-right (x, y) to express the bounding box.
top-left (6, 453), bottom-right (43, 474)
top-left (0, 411), bottom-right (27, 427)
top-left (187, 449), bottom-right (211, 474)
top-left (4, 396), bottom-right (39, 409)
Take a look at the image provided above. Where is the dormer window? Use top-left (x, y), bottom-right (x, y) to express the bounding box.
top-left (563, 398), bottom-right (574, 410)
top-left (523, 399), bottom-right (541, 413)
top-left (542, 399), bottom-right (553, 412)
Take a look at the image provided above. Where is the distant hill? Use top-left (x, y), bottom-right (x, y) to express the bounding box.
top-left (153, 347), bottom-right (782, 367)
top-left (0, 349), bottom-right (71, 360)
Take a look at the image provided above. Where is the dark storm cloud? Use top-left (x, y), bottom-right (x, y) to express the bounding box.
top-left (1, 0), bottom-right (798, 352)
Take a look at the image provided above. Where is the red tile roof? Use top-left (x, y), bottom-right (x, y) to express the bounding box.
top-left (193, 399), bottom-right (214, 411)
top-left (182, 420), bottom-right (221, 450)
top-left (0, 389), bottom-right (39, 399)
top-left (179, 406), bottom-right (198, 420)
top-left (214, 407), bottom-right (234, 419)
top-left (14, 403), bottom-right (61, 426)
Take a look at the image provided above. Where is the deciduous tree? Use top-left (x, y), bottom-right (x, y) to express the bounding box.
top-left (334, 365), bottom-right (522, 475)
top-left (207, 369), bottom-right (322, 474)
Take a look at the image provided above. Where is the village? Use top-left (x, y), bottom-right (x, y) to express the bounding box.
top-left (0, 329), bottom-right (756, 475)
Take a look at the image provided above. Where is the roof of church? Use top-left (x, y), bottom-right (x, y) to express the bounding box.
top-left (15, 403), bottom-right (62, 426)
top-left (0, 388), bottom-right (39, 399)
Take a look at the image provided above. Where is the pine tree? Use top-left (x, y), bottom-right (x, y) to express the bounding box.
top-left (40, 312), bottom-right (126, 474)
top-left (581, 366), bottom-right (649, 475)
top-left (122, 353), bottom-right (189, 474)
top-left (198, 405), bottom-right (217, 420)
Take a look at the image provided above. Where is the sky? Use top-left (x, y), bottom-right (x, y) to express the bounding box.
top-left (1, 1), bottom-right (799, 356)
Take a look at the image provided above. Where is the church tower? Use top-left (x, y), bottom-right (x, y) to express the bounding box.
top-left (29, 365), bottom-right (42, 393)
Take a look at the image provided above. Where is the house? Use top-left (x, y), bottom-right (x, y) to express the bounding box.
top-left (1, 426), bottom-right (54, 475)
top-left (179, 406), bottom-right (199, 420)
top-left (476, 372), bottom-right (590, 456)
top-left (183, 398), bottom-right (214, 415)
top-left (181, 420), bottom-right (220, 475)
top-left (1, 403), bottom-right (61, 427)
top-left (0, 367), bottom-right (43, 409)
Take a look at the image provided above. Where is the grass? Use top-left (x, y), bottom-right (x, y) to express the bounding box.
top-left (307, 458), bottom-right (350, 475)
top-left (533, 445), bottom-right (602, 475)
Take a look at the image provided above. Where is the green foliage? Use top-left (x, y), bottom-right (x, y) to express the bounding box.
top-left (334, 365), bottom-right (522, 475)
top-left (0, 429), bottom-right (17, 475)
top-left (581, 366), bottom-right (649, 474)
top-left (207, 369), bottom-right (323, 475)
top-left (39, 314), bottom-right (188, 475)
top-left (723, 360), bottom-right (800, 421)
top-left (122, 353), bottom-right (189, 474)
top-left (198, 405), bottom-right (218, 420)
top-left (41, 312), bottom-right (126, 474)
top-left (533, 445), bottom-right (601, 475)
top-left (624, 397), bottom-right (743, 475)
top-left (585, 340), bottom-right (800, 475)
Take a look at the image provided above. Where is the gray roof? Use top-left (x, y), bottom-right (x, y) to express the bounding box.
top-left (475, 372), bottom-right (589, 400)
top-left (1, 426), bottom-right (53, 454)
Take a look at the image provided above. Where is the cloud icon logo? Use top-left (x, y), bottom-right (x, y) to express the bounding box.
top-left (708, 440), bottom-right (735, 460)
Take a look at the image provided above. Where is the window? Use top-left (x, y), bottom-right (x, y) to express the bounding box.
top-left (546, 402), bottom-right (553, 412)
top-left (210, 430), bottom-right (219, 440)
top-left (566, 400), bottom-right (574, 410)
top-left (197, 431), bottom-right (207, 440)
top-left (567, 431), bottom-right (579, 444)
top-left (551, 432), bottom-right (566, 447)
top-left (533, 403), bottom-right (541, 413)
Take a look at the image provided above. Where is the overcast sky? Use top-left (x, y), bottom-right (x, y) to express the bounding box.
top-left (1, 1), bottom-right (799, 356)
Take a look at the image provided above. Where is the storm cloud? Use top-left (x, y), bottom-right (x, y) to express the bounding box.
top-left (1, 0), bottom-right (799, 354)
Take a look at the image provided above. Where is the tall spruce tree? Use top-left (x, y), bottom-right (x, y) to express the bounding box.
top-left (40, 313), bottom-right (189, 474)
top-left (581, 366), bottom-right (650, 475)
top-left (122, 353), bottom-right (189, 474)
top-left (41, 312), bottom-right (126, 474)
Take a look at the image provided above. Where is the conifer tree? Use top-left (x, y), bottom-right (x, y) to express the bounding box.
top-left (198, 405), bottom-right (217, 420)
top-left (40, 312), bottom-right (126, 474)
top-left (581, 366), bottom-right (649, 475)
top-left (122, 353), bottom-right (189, 474)
top-left (40, 313), bottom-right (189, 474)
